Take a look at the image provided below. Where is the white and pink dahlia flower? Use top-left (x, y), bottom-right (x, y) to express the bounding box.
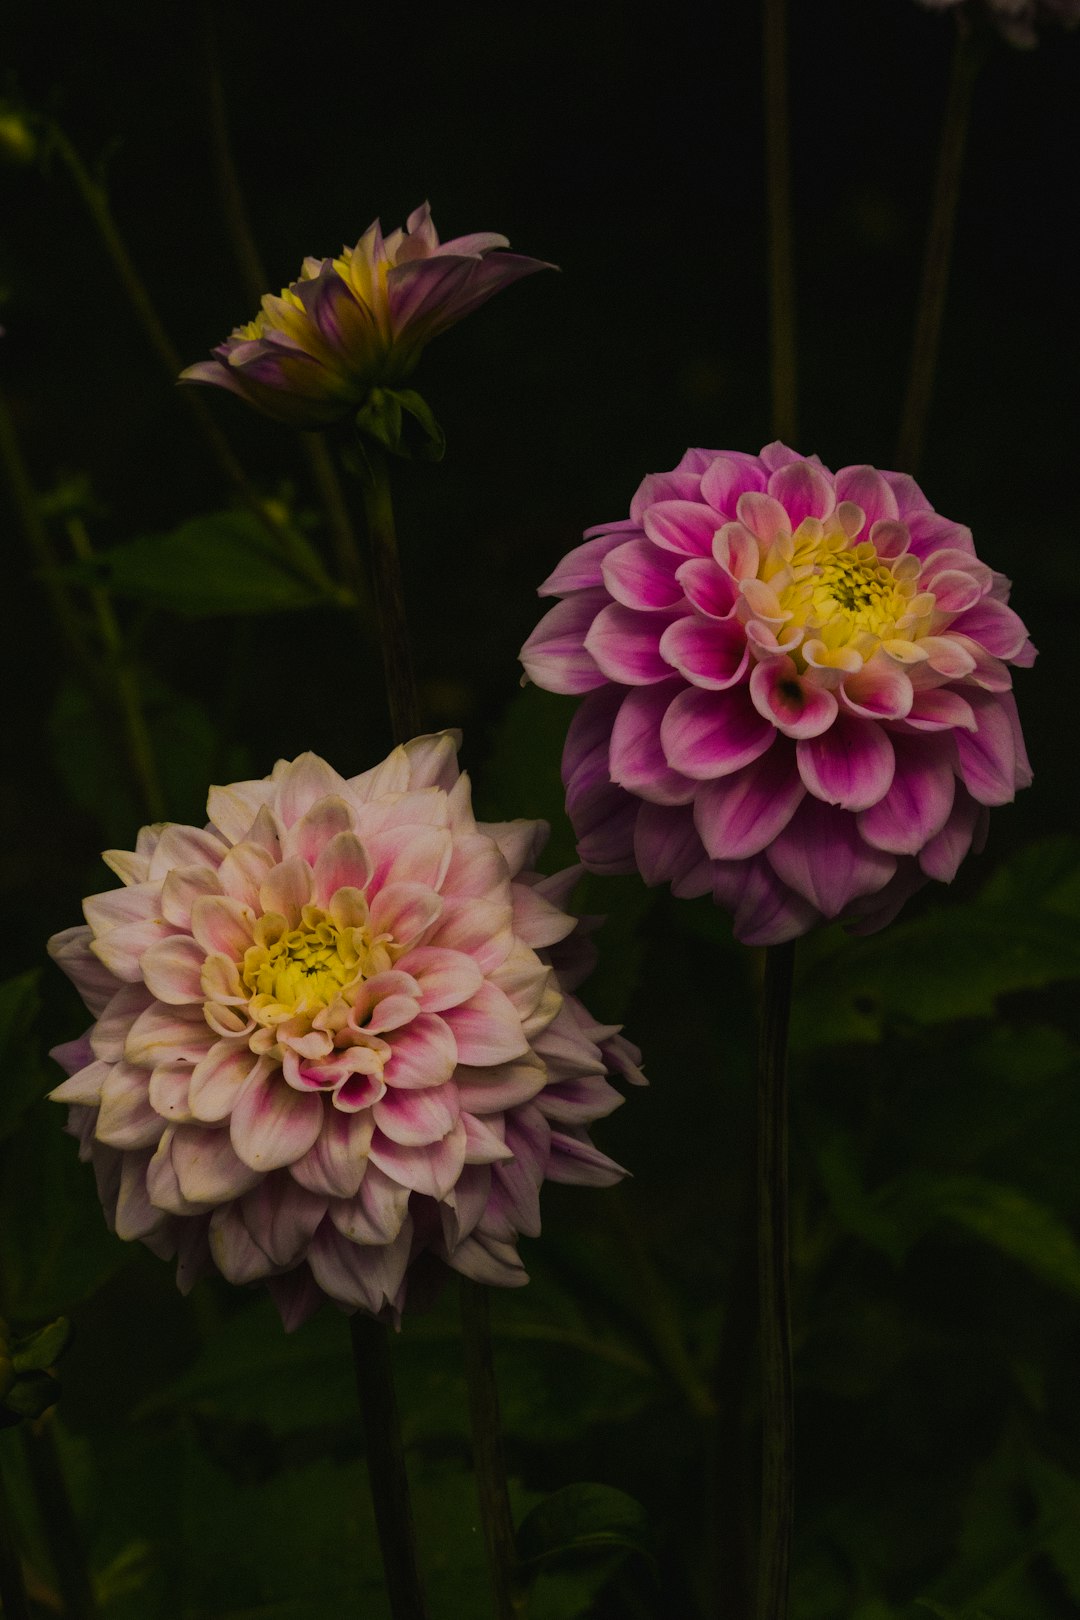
top-left (521, 443), bottom-right (1034, 945)
top-left (47, 735), bottom-right (642, 1328)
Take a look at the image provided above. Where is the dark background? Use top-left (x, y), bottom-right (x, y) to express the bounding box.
top-left (1, 2), bottom-right (1079, 1617)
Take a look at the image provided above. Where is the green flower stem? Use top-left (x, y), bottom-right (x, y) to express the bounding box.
top-left (356, 444), bottom-right (422, 741)
top-left (756, 940), bottom-right (796, 1620)
top-left (21, 1418), bottom-right (98, 1620)
top-left (66, 516), bottom-right (165, 822)
top-left (712, 1162), bottom-right (757, 1616)
top-left (198, 3), bottom-right (369, 606)
top-left (349, 1316), bottom-right (429, 1620)
top-left (0, 1448), bottom-right (31, 1620)
top-left (459, 1280), bottom-right (526, 1620)
top-left (895, 14), bottom-right (980, 475)
top-left (46, 121), bottom-right (330, 592)
top-left (763, 0), bottom-right (797, 446)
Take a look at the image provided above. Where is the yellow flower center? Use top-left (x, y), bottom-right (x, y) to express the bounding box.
top-left (762, 519), bottom-right (930, 670)
top-left (240, 904), bottom-right (393, 1024)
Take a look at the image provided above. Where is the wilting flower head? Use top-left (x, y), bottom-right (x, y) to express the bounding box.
top-left (47, 735), bottom-right (642, 1329)
top-left (918, 0), bottom-right (1080, 46)
top-left (521, 443), bottom-right (1034, 945)
top-left (180, 202), bottom-right (552, 428)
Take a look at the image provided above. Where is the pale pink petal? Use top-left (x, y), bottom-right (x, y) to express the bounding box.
top-left (209, 1202), bottom-right (276, 1284)
top-left (230, 1068), bottom-right (324, 1171)
top-left (902, 687), bottom-right (976, 731)
top-left (290, 1108), bottom-right (374, 1198)
top-left (481, 820), bottom-right (548, 877)
top-left (171, 1123), bottom-right (262, 1204)
top-left (96, 1060), bottom-right (163, 1150)
top-left (444, 1232), bottom-right (528, 1287)
top-left (190, 895), bottom-right (257, 959)
top-left (258, 858), bottom-right (314, 925)
top-left (266, 1267), bottom-right (323, 1332)
top-left (47, 926), bottom-right (119, 1015)
top-left (216, 842), bottom-right (276, 908)
top-left (583, 603), bottom-right (679, 685)
top-left (160, 865), bottom-right (222, 929)
top-left (50, 1057), bottom-right (110, 1105)
top-left (91, 983), bottom-right (154, 1060)
top-left (364, 825), bottom-right (452, 893)
top-left (713, 523), bottom-right (761, 580)
top-left (381, 1013), bottom-right (458, 1090)
top-left (509, 884), bottom-right (578, 948)
top-left (796, 715), bottom-right (896, 811)
top-left (833, 466), bottom-right (899, 529)
top-left (373, 1081), bottom-right (460, 1146)
top-left (115, 1152), bottom-right (167, 1241)
top-left (272, 752), bottom-right (351, 828)
top-left (148, 1063), bottom-right (195, 1123)
top-left (311, 832), bottom-right (374, 906)
top-left (330, 1164), bottom-right (411, 1244)
top-left (147, 826), bottom-right (229, 880)
top-left (285, 795), bottom-right (357, 866)
top-left (735, 492), bottom-right (790, 546)
top-left (699, 453), bottom-right (767, 516)
top-left (661, 685), bottom-right (776, 778)
top-left (461, 1114), bottom-right (514, 1164)
top-left (189, 1042), bottom-right (262, 1122)
top-left (239, 1175), bottom-right (327, 1269)
top-left (839, 660), bottom-right (914, 722)
top-left (141, 936), bottom-right (206, 1005)
top-left (693, 745), bottom-right (806, 859)
top-left (430, 898), bottom-right (514, 974)
top-left (124, 1001), bottom-right (214, 1066)
top-left (368, 1119), bottom-right (467, 1199)
top-left (207, 777), bottom-right (276, 844)
top-left (442, 982), bottom-right (530, 1066)
top-left (455, 1056), bottom-right (548, 1114)
top-left (366, 881), bottom-right (443, 949)
top-left (546, 1130), bottom-right (625, 1188)
top-left (947, 598), bottom-right (1031, 661)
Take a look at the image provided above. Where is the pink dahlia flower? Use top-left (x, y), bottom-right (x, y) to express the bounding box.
top-left (180, 202), bottom-right (552, 427)
top-left (918, 0), bottom-right (1080, 46)
top-left (47, 735), bottom-right (642, 1328)
top-left (521, 443), bottom-right (1034, 946)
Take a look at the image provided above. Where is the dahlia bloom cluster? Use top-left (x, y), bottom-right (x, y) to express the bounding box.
top-left (180, 202), bottom-right (550, 428)
top-left (918, 0), bottom-right (1080, 46)
top-left (521, 443), bottom-right (1034, 945)
top-left (47, 736), bottom-right (642, 1328)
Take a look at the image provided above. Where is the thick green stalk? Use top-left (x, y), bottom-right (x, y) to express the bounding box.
top-left (21, 1419), bottom-right (98, 1620)
top-left (0, 1451), bottom-right (31, 1620)
top-left (357, 445), bottom-right (422, 741)
top-left (756, 941), bottom-right (796, 1620)
top-left (895, 15), bottom-right (979, 475)
top-left (763, 0), bottom-right (797, 445)
top-left (349, 1317), bottom-right (429, 1620)
top-left (459, 1281), bottom-right (525, 1620)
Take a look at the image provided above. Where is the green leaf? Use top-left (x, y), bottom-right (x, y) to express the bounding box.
top-left (891, 1175), bottom-right (1080, 1298)
top-left (93, 509), bottom-right (335, 618)
top-left (1, 1368), bottom-right (59, 1421)
top-left (355, 386), bottom-right (445, 460)
top-left (0, 971), bottom-right (46, 1142)
top-left (11, 1315), bottom-right (72, 1371)
top-left (516, 1483), bottom-right (655, 1573)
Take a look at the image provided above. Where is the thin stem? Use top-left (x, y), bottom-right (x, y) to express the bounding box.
top-left (895, 15), bottom-right (979, 475)
top-left (0, 1450), bottom-right (31, 1620)
top-left (349, 1316), bottom-right (429, 1620)
top-left (763, 0), bottom-right (797, 445)
top-left (66, 517), bottom-right (165, 822)
top-left (459, 1280), bottom-right (525, 1620)
top-left (712, 1157), bottom-right (758, 1616)
top-left (357, 444), bottom-right (422, 741)
top-left (756, 940), bottom-right (795, 1620)
top-left (21, 1418), bottom-right (98, 1620)
top-left (46, 121), bottom-right (327, 586)
top-left (199, 3), bottom-right (367, 597)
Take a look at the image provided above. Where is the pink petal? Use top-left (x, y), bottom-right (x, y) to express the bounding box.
top-left (141, 936), bottom-right (206, 1005)
top-left (954, 690), bottom-right (1018, 806)
top-left (160, 865), bottom-right (222, 929)
top-left (115, 1152), bottom-right (166, 1241)
top-left (147, 825), bottom-right (228, 880)
top-left (735, 492), bottom-right (790, 546)
top-left (839, 661), bottom-right (914, 722)
top-left (207, 777), bottom-right (276, 844)
top-left (693, 744), bottom-right (806, 859)
top-left (148, 1062), bottom-right (195, 1122)
top-left (455, 1056), bottom-right (548, 1114)
top-left (209, 1203), bottom-right (275, 1284)
top-left (750, 659), bottom-right (839, 740)
top-left (609, 680), bottom-right (698, 805)
top-left (96, 1060), bottom-right (163, 1150)
top-left (662, 684), bottom-right (776, 779)
top-left (284, 795), bottom-right (357, 866)
top-left (601, 537), bottom-right (684, 612)
top-left (767, 461), bottom-right (836, 526)
top-left (230, 1068), bottom-right (324, 1171)
top-left (583, 603), bottom-right (678, 685)
top-left (239, 1175), bottom-right (327, 1269)
top-left (442, 982), bottom-right (530, 1066)
top-left (660, 615), bottom-right (749, 690)
top-left (902, 687), bottom-right (976, 732)
top-left (50, 1057), bottom-right (110, 1106)
top-left (311, 831), bottom-right (374, 906)
top-left (857, 733), bottom-right (957, 854)
top-left (699, 453), bottom-right (767, 517)
top-left (364, 825), bottom-right (453, 893)
top-left (509, 885), bottom-right (578, 947)
top-left (632, 803), bottom-right (710, 890)
top-left (373, 1081), bottom-right (460, 1146)
top-left (676, 557), bottom-right (739, 619)
top-left (272, 753), bottom-right (351, 829)
top-left (442, 833), bottom-right (508, 900)
top-left (89, 917), bottom-right (182, 985)
top-left (833, 465), bottom-right (899, 529)
top-left (642, 499), bottom-right (720, 557)
top-left (718, 857), bottom-right (820, 946)
top-left (430, 898), bottom-right (514, 974)
top-left (216, 843), bottom-right (276, 909)
top-left (546, 1130), bottom-right (625, 1188)
top-left (381, 1012), bottom-right (458, 1090)
top-left (947, 598), bottom-right (1031, 661)
top-left (766, 798), bottom-right (897, 917)
top-left (520, 591), bottom-right (609, 694)
top-left (124, 1001), bottom-right (214, 1066)
top-left (445, 1232), bottom-right (528, 1287)
top-left (629, 468), bottom-right (701, 522)
top-left (918, 790), bottom-right (983, 883)
top-left (539, 531), bottom-right (633, 597)
top-left (796, 715), bottom-right (896, 811)
top-left (90, 983), bottom-right (154, 1060)
top-left (713, 522), bottom-right (761, 580)
top-left (47, 926), bottom-right (120, 1015)
top-left (329, 1164), bottom-right (411, 1244)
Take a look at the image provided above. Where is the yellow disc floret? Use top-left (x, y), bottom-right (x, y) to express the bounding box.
top-left (240, 903), bottom-right (394, 1027)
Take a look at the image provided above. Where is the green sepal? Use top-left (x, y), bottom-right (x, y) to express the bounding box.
top-left (12, 1314), bottom-right (72, 1372)
top-left (355, 387), bottom-right (446, 462)
top-left (1, 1368), bottom-right (60, 1425)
